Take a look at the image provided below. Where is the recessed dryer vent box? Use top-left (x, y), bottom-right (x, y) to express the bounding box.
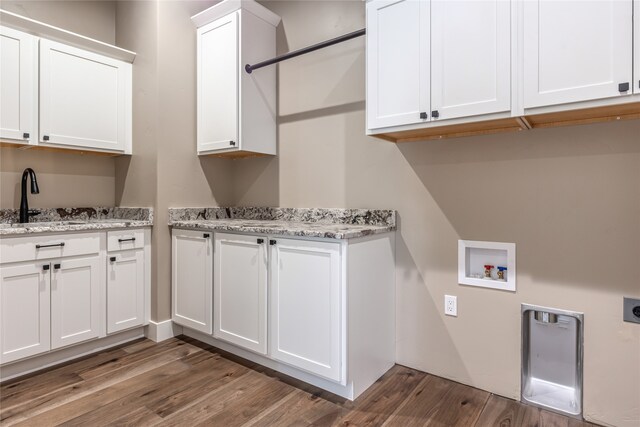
top-left (521, 304), bottom-right (584, 418)
top-left (458, 240), bottom-right (516, 292)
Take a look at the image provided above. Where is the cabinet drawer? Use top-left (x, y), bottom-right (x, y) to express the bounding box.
top-left (0, 232), bottom-right (101, 264)
top-left (107, 229), bottom-right (144, 252)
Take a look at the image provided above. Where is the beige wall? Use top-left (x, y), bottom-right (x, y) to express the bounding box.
top-left (0, 0), bottom-right (116, 43)
top-left (234, 2), bottom-right (639, 426)
top-left (1, 1), bottom-right (638, 426)
top-left (0, 1), bottom-right (117, 209)
top-left (115, 0), bottom-right (233, 319)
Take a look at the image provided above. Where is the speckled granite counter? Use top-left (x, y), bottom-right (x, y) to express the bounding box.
top-left (168, 207), bottom-right (395, 239)
top-left (0, 207), bottom-right (153, 236)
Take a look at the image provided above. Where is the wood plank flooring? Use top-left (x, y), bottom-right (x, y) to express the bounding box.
top-left (0, 337), bottom-right (599, 427)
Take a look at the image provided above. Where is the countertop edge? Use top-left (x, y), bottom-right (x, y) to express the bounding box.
top-left (0, 221), bottom-right (153, 237)
top-left (168, 221), bottom-right (395, 240)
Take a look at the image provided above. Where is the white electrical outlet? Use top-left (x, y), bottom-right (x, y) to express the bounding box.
top-left (445, 295), bottom-right (457, 317)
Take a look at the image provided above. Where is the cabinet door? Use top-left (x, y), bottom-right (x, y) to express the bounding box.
top-left (50, 255), bottom-right (102, 349)
top-left (367, 0), bottom-right (430, 129)
top-left (0, 262), bottom-right (50, 364)
top-left (172, 230), bottom-right (213, 334)
top-left (197, 12), bottom-right (239, 153)
top-left (107, 250), bottom-right (144, 334)
top-left (214, 233), bottom-right (267, 354)
top-left (270, 238), bottom-right (343, 382)
top-left (0, 26), bottom-right (36, 144)
top-left (39, 39), bottom-right (130, 152)
top-left (523, 0), bottom-right (633, 108)
top-left (431, 0), bottom-right (510, 120)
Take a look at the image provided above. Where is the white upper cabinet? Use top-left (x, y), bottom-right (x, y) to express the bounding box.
top-left (367, 0), bottom-right (430, 129)
top-left (366, 0), bottom-right (511, 129)
top-left (213, 233), bottom-right (267, 354)
top-left (523, 0), bottom-right (633, 109)
top-left (172, 229), bottom-right (213, 334)
top-left (0, 27), bottom-right (36, 145)
top-left (39, 40), bottom-right (131, 152)
top-left (0, 11), bottom-right (134, 154)
top-left (194, 1), bottom-right (280, 157)
top-left (431, 0), bottom-right (511, 120)
top-left (635, 0), bottom-right (640, 93)
top-left (197, 13), bottom-right (239, 152)
top-left (269, 238), bottom-right (343, 382)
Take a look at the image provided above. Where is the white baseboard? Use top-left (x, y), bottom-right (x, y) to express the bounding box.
top-left (0, 328), bottom-right (144, 382)
top-left (145, 320), bottom-right (183, 342)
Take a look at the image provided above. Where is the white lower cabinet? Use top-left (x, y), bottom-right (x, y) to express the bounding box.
top-left (0, 262), bottom-right (50, 364)
top-left (107, 250), bottom-right (145, 334)
top-left (269, 238), bottom-right (343, 382)
top-left (0, 228), bottom-right (150, 367)
top-left (173, 228), bottom-right (395, 399)
top-left (172, 229), bottom-right (213, 334)
top-left (213, 233), bottom-right (267, 354)
top-left (50, 255), bottom-right (102, 349)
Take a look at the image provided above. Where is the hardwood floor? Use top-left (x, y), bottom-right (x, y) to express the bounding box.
top-left (0, 337), bottom-right (598, 427)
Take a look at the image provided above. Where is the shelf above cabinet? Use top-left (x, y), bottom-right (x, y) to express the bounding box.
top-left (0, 10), bottom-right (136, 62)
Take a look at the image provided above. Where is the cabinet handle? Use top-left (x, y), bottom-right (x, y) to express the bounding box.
top-left (53, 263), bottom-right (61, 270)
top-left (23, 132), bottom-right (30, 139)
top-left (432, 110), bottom-right (440, 118)
top-left (269, 239), bottom-right (277, 245)
top-left (619, 82), bottom-right (630, 92)
top-left (229, 141), bottom-right (236, 146)
top-left (36, 242), bottom-right (65, 249)
top-left (257, 238), bottom-right (264, 244)
top-left (43, 135), bottom-right (50, 141)
top-left (419, 112), bottom-right (428, 120)
top-left (118, 237), bottom-right (136, 243)
top-left (110, 256), bottom-right (117, 262)
top-left (42, 264), bottom-right (50, 271)
top-left (203, 233), bottom-right (210, 238)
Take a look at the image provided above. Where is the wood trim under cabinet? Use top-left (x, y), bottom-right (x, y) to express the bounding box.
top-left (370, 102), bottom-right (640, 143)
top-left (372, 117), bottom-right (525, 143)
top-left (203, 150), bottom-right (272, 159)
top-left (525, 101), bottom-right (640, 128)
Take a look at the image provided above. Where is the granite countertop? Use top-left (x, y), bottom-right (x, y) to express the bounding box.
top-left (0, 207), bottom-right (153, 236)
top-left (168, 207), bottom-right (396, 240)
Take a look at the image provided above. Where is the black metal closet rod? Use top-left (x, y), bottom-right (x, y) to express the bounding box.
top-left (245, 28), bottom-right (366, 74)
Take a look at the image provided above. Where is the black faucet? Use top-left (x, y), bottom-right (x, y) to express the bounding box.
top-left (19, 168), bottom-right (40, 223)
